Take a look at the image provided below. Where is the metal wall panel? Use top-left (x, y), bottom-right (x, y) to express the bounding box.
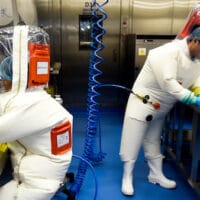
top-left (121, 0), bottom-right (200, 35)
top-left (35, 0), bottom-right (62, 63)
top-left (132, 0), bottom-right (174, 34)
top-left (172, 0), bottom-right (191, 35)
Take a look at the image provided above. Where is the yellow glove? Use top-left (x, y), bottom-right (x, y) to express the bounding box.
top-left (0, 143), bottom-right (8, 153)
top-left (192, 86), bottom-right (200, 96)
top-left (0, 143), bottom-right (8, 175)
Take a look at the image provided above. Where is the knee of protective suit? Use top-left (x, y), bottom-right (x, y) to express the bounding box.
top-left (0, 180), bottom-right (18, 200)
top-left (16, 179), bottom-right (61, 200)
top-left (143, 139), bottom-right (163, 159)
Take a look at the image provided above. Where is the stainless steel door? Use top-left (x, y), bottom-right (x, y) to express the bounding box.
top-left (61, 0), bottom-right (122, 107)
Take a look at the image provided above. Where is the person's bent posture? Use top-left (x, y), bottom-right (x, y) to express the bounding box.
top-left (120, 26), bottom-right (200, 196)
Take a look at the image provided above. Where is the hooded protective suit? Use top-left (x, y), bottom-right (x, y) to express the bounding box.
top-left (0, 26), bottom-right (72, 200)
top-left (120, 37), bottom-right (200, 195)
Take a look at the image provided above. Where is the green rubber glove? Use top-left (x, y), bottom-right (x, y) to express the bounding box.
top-left (181, 92), bottom-right (197, 105)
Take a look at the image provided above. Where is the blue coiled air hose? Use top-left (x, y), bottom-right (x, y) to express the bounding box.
top-left (72, 155), bottom-right (98, 200)
top-left (69, 0), bottom-right (109, 198)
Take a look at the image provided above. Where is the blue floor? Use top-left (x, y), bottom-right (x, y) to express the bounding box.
top-left (63, 108), bottom-right (200, 200)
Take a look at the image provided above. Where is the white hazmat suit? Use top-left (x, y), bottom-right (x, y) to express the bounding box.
top-left (0, 26), bottom-right (72, 200)
top-left (120, 36), bottom-right (200, 195)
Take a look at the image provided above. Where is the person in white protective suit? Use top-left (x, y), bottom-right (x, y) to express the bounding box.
top-left (120, 26), bottom-right (200, 196)
top-left (0, 26), bottom-right (73, 200)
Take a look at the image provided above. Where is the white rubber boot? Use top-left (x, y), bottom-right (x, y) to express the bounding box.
top-left (120, 118), bottom-right (148, 195)
top-left (121, 160), bottom-right (135, 196)
top-left (147, 157), bottom-right (176, 189)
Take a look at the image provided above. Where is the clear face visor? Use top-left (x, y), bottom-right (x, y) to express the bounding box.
top-left (0, 56), bottom-right (12, 93)
top-left (0, 25), bottom-right (50, 94)
top-left (176, 3), bottom-right (200, 39)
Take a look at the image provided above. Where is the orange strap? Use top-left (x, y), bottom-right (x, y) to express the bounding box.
top-left (51, 121), bottom-right (72, 155)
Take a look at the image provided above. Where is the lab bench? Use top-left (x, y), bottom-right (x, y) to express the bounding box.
top-left (162, 103), bottom-right (200, 193)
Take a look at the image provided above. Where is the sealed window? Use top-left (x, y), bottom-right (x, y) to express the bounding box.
top-left (79, 14), bottom-right (102, 50)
